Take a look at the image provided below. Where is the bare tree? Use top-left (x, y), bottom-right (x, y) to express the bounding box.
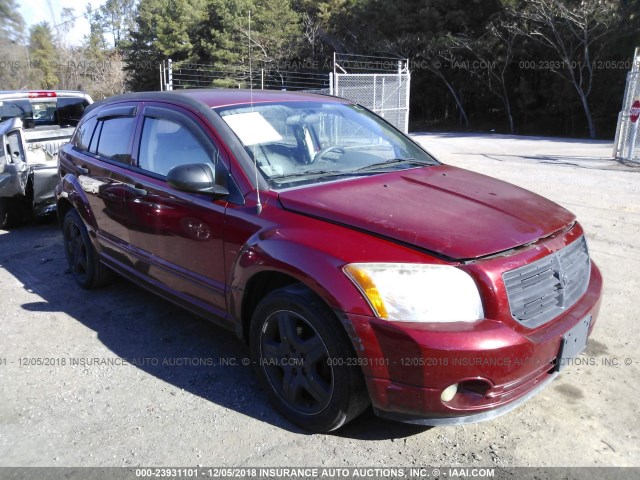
top-left (385, 35), bottom-right (470, 127)
top-left (508, 0), bottom-right (618, 138)
top-left (301, 12), bottom-right (322, 60)
top-left (422, 43), bottom-right (470, 128)
top-left (450, 21), bottom-right (518, 133)
top-left (56, 47), bottom-right (126, 98)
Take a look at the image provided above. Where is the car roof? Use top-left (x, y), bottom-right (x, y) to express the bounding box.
top-left (90, 89), bottom-right (350, 111)
top-left (174, 89), bottom-right (350, 108)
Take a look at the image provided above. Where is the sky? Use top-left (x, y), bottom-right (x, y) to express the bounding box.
top-left (18, 0), bottom-right (108, 46)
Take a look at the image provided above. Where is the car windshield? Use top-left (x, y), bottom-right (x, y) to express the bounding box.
top-left (0, 97), bottom-right (90, 128)
top-left (215, 101), bottom-right (438, 187)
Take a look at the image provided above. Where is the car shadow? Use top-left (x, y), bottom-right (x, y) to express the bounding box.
top-left (334, 409), bottom-right (431, 439)
top-left (1, 218), bottom-right (429, 440)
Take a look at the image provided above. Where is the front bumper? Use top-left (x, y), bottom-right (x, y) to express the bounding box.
top-left (347, 262), bottom-right (602, 425)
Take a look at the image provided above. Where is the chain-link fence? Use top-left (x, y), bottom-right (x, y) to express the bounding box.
top-left (333, 73), bottom-right (410, 133)
top-left (160, 60), bottom-right (330, 93)
top-left (332, 54), bottom-right (410, 133)
top-left (613, 47), bottom-right (640, 163)
top-left (159, 54), bottom-right (411, 133)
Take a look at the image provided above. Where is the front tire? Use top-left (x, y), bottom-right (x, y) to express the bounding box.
top-left (62, 209), bottom-right (112, 288)
top-left (250, 284), bottom-right (369, 432)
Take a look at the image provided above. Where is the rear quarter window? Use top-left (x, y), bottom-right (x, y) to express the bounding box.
top-left (72, 116), bottom-right (98, 152)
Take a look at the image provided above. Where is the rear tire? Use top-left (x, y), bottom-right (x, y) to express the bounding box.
top-left (0, 198), bottom-right (8, 229)
top-left (62, 209), bottom-right (112, 288)
top-left (0, 196), bottom-right (29, 229)
top-left (250, 284), bottom-right (369, 432)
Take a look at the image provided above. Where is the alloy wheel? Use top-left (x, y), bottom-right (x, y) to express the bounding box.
top-left (260, 310), bottom-right (334, 415)
top-left (65, 221), bottom-right (89, 280)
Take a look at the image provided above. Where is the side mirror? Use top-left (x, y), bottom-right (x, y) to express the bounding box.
top-left (166, 163), bottom-right (229, 197)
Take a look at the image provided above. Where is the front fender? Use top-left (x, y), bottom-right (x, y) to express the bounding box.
top-left (229, 233), bottom-right (374, 329)
top-left (226, 207), bottom-right (444, 342)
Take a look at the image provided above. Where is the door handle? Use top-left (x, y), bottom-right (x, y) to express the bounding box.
top-left (75, 165), bottom-right (89, 175)
top-left (126, 183), bottom-right (148, 197)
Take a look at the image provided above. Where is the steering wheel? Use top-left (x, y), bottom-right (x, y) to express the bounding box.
top-left (312, 145), bottom-right (345, 163)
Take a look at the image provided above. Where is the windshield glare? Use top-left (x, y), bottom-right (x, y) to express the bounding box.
top-left (215, 101), bottom-right (437, 186)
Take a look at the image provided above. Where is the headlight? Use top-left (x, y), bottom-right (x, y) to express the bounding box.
top-left (343, 263), bottom-right (484, 322)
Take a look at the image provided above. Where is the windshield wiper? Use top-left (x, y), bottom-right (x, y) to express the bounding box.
top-left (271, 170), bottom-right (341, 181)
top-left (270, 158), bottom-right (431, 183)
top-left (355, 157), bottom-right (428, 172)
top-left (271, 169), bottom-right (378, 182)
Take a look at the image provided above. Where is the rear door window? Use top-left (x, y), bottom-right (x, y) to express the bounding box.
top-left (95, 117), bottom-right (136, 163)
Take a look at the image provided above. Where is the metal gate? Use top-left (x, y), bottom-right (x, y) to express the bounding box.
top-left (331, 54), bottom-right (411, 133)
top-left (613, 47), bottom-right (640, 163)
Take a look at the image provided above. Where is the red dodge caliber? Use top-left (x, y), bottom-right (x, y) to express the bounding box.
top-left (55, 90), bottom-right (602, 432)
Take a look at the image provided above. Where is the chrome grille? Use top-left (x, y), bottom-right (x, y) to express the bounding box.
top-left (503, 236), bottom-right (591, 328)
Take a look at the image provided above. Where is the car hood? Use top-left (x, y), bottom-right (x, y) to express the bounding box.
top-left (277, 165), bottom-right (575, 260)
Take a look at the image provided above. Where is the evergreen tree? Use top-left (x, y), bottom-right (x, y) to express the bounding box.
top-left (29, 22), bottom-right (59, 89)
top-left (125, 0), bottom-right (207, 90)
top-left (0, 0), bottom-right (27, 89)
top-left (0, 0), bottom-right (24, 43)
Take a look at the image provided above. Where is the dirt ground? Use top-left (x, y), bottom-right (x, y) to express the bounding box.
top-left (1, 133), bottom-right (639, 468)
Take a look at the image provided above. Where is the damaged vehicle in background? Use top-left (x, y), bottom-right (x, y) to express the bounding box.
top-left (0, 90), bottom-right (92, 228)
top-left (56, 90), bottom-right (602, 432)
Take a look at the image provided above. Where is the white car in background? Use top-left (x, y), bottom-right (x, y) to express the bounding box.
top-left (0, 90), bottom-right (92, 228)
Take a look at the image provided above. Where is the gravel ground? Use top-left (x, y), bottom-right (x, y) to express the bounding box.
top-left (0, 133), bottom-right (639, 468)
